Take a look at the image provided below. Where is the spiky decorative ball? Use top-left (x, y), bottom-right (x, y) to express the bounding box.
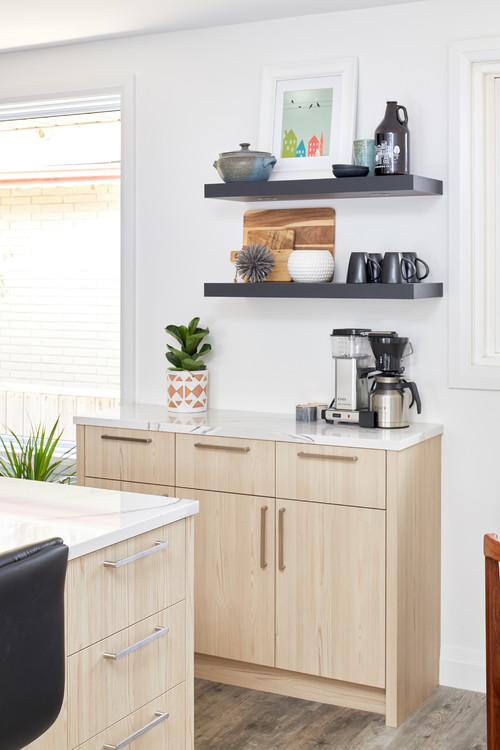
top-left (235, 244), bottom-right (275, 283)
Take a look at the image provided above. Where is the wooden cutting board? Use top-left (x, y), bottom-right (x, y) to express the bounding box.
top-left (243, 208), bottom-right (335, 282)
top-left (231, 228), bottom-right (295, 282)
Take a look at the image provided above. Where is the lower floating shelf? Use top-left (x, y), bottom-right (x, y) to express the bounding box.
top-left (204, 282), bottom-right (443, 300)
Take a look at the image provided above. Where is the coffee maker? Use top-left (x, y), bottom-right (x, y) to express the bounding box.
top-left (323, 328), bottom-right (377, 427)
top-left (368, 333), bottom-right (421, 428)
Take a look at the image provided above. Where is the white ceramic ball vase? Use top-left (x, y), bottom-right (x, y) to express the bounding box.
top-left (287, 250), bottom-right (334, 283)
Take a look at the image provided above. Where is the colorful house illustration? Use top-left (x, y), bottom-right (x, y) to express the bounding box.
top-left (320, 131), bottom-right (324, 156)
top-left (295, 139), bottom-right (306, 158)
top-left (282, 129), bottom-right (297, 158)
top-left (308, 134), bottom-right (320, 156)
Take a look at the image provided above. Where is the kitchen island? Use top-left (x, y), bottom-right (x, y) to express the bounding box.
top-left (0, 477), bottom-right (198, 750)
top-left (74, 406), bottom-right (442, 728)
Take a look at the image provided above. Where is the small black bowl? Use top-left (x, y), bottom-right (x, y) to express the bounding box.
top-left (332, 164), bottom-right (370, 178)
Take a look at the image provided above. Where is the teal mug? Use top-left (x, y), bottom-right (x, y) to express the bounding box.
top-left (353, 139), bottom-right (375, 176)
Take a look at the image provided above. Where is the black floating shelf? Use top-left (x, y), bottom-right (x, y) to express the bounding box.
top-left (204, 282), bottom-right (443, 300)
top-left (204, 174), bottom-right (443, 202)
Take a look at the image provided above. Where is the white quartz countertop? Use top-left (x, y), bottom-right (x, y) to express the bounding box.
top-left (74, 405), bottom-right (443, 451)
top-left (0, 477), bottom-right (198, 560)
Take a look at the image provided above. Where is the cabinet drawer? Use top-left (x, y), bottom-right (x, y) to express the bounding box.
top-left (68, 603), bottom-right (185, 747)
top-left (84, 425), bottom-right (175, 485)
top-left (75, 683), bottom-right (186, 750)
top-left (276, 442), bottom-right (386, 509)
top-left (67, 522), bottom-right (185, 653)
top-left (176, 434), bottom-right (275, 496)
top-left (84, 476), bottom-right (175, 497)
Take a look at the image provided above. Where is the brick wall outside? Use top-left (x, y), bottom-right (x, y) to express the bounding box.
top-left (0, 183), bottom-right (120, 396)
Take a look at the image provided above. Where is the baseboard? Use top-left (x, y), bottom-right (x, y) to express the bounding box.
top-left (439, 646), bottom-right (485, 693)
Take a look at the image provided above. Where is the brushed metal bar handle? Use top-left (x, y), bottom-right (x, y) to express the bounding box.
top-left (103, 710), bottom-right (169, 748)
top-left (260, 505), bottom-right (268, 569)
top-left (278, 507), bottom-right (286, 571)
top-left (194, 442), bottom-right (250, 453)
top-left (297, 451), bottom-right (358, 462)
top-left (101, 434), bottom-right (153, 444)
top-left (103, 625), bottom-right (169, 661)
top-left (104, 540), bottom-right (169, 568)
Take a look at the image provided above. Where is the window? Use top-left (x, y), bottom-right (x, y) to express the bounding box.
top-left (0, 87), bottom-right (134, 436)
top-left (449, 38), bottom-right (500, 389)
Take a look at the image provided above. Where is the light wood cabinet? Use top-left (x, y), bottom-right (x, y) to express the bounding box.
top-left (183, 488), bottom-right (275, 666)
top-left (275, 499), bottom-right (385, 687)
top-left (176, 433), bottom-right (275, 497)
top-left (27, 517), bottom-right (194, 750)
top-left (276, 441), bottom-right (386, 509)
top-left (77, 422), bottom-right (441, 728)
top-left (83, 425), bottom-right (175, 486)
top-left (74, 684), bottom-right (186, 750)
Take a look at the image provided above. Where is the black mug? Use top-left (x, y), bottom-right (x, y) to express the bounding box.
top-left (368, 253), bottom-right (383, 283)
top-left (381, 252), bottom-right (416, 283)
top-left (402, 252), bottom-right (429, 282)
top-left (346, 252), bottom-right (381, 283)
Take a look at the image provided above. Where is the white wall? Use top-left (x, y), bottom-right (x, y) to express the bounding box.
top-left (0, 0), bottom-right (499, 693)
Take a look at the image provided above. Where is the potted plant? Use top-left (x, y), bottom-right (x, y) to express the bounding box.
top-left (165, 317), bottom-right (211, 412)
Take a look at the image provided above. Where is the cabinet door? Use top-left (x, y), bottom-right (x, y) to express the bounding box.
top-left (276, 499), bottom-right (385, 688)
top-left (182, 487), bottom-right (275, 667)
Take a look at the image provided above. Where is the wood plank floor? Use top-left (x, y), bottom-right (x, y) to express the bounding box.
top-left (195, 679), bottom-right (486, 749)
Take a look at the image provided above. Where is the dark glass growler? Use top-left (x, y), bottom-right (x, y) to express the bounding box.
top-left (374, 101), bottom-right (409, 175)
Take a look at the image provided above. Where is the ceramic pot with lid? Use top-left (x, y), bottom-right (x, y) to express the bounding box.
top-left (213, 143), bottom-right (277, 183)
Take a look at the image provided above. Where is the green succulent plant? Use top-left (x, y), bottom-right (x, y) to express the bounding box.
top-left (165, 317), bottom-right (211, 371)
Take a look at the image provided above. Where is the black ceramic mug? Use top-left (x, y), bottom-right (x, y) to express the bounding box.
top-left (402, 252), bottom-right (430, 282)
top-left (381, 252), bottom-right (416, 283)
top-left (346, 252), bottom-right (381, 283)
top-left (368, 253), bottom-right (383, 283)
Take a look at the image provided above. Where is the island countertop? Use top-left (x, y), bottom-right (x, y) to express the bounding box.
top-left (0, 477), bottom-right (199, 560)
top-left (74, 404), bottom-right (443, 451)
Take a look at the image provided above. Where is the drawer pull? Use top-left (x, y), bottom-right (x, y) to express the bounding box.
top-left (101, 434), bottom-right (153, 444)
top-left (104, 540), bottom-right (169, 568)
top-left (260, 505), bottom-right (268, 569)
top-left (103, 710), bottom-right (169, 749)
top-left (194, 442), bottom-right (251, 453)
top-left (278, 507), bottom-right (286, 571)
top-left (297, 451), bottom-right (359, 463)
top-left (103, 625), bottom-right (169, 661)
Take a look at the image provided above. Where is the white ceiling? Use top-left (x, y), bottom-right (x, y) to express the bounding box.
top-left (0, 0), bottom-right (423, 53)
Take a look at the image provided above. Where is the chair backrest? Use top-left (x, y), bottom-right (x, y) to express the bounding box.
top-left (485, 533), bottom-right (500, 750)
top-left (0, 537), bottom-right (68, 750)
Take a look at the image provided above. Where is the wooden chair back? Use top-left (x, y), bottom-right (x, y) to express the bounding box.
top-left (485, 533), bottom-right (500, 749)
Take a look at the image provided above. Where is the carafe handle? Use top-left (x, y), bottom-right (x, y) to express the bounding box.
top-left (402, 380), bottom-right (421, 414)
top-left (397, 105), bottom-right (408, 124)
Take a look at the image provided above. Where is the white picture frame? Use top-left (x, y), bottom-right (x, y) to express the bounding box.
top-left (258, 58), bottom-right (358, 179)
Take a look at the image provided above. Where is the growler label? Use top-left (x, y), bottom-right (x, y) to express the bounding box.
top-left (375, 134), bottom-right (400, 172)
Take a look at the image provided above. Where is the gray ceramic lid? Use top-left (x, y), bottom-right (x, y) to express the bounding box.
top-left (218, 142), bottom-right (274, 158)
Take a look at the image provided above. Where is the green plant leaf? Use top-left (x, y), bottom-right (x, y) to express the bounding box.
top-left (166, 351), bottom-right (182, 368)
top-left (181, 357), bottom-right (206, 371)
top-left (165, 325), bottom-right (185, 347)
top-left (187, 317), bottom-right (200, 335)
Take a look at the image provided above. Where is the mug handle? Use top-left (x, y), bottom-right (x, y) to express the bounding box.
top-left (401, 258), bottom-right (416, 281)
top-left (415, 257), bottom-right (430, 281)
top-left (368, 258), bottom-right (381, 281)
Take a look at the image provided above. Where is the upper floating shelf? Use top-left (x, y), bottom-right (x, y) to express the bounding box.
top-left (204, 282), bottom-right (444, 300)
top-left (204, 174), bottom-right (443, 202)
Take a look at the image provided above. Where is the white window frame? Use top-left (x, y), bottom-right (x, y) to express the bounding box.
top-left (0, 77), bottom-right (136, 404)
top-left (449, 38), bottom-right (500, 389)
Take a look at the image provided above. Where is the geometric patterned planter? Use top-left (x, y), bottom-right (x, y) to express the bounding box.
top-left (167, 369), bottom-right (208, 412)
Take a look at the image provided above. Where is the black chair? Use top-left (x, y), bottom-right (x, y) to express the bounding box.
top-left (0, 537), bottom-right (68, 750)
